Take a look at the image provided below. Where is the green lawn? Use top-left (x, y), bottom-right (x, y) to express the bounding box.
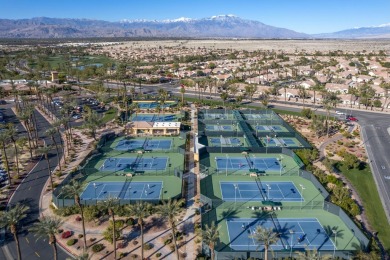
top-left (101, 107), bottom-right (118, 124)
top-left (337, 163), bottom-right (390, 251)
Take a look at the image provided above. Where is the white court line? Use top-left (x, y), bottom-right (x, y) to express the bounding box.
top-left (247, 223), bottom-right (256, 246)
top-left (315, 217), bottom-right (336, 249)
top-left (276, 183), bottom-right (286, 199)
top-left (140, 183), bottom-right (147, 199)
top-left (96, 183), bottom-right (107, 199)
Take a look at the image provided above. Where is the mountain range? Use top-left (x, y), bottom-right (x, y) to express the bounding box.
top-left (0, 15), bottom-right (389, 39)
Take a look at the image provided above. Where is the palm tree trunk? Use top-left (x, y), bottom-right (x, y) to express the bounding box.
top-left (112, 214), bottom-right (117, 260)
top-left (12, 141), bottom-right (20, 176)
top-left (381, 97), bottom-right (388, 111)
top-left (210, 244), bottom-right (215, 260)
top-left (45, 156), bottom-right (54, 189)
top-left (1, 145), bottom-right (11, 183)
top-left (52, 242), bottom-right (58, 260)
top-left (79, 203), bottom-right (87, 249)
top-left (264, 246), bottom-right (268, 260)
top-left (13, 232), bottom-right (21, 260)
top-left (313, 90), bottom-right (316, 105)
top-left (51, 137), bottom-right (62, 171)
top-left (31, 112), bottom-right (39, 147)
top-left (140, 222), bottom-right (144, 260)
top-left (170, 221), bottom-right (180, 260)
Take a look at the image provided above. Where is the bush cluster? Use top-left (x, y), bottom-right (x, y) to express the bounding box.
top-left (92, 243), bottom-right (105, 253)
top-left (66, 239), bottom-right (77, 246)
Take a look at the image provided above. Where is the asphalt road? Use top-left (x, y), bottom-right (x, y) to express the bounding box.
top-left (1, 104), bottom-right (70, 260)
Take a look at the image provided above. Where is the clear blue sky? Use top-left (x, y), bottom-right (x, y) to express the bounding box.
top-left (1, 0), bottom-right (389, 34)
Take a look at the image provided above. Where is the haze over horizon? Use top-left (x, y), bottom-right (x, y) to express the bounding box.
top-left (1, 0), bottom-right (389, 34)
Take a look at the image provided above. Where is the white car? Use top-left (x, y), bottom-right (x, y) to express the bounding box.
top-left (335, 111), bottom-right (345, 115)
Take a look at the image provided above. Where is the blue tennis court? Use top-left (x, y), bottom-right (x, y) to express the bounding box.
top-left (205, 125), bottom-right (233, 131)
top-left (80, 181), bottom-right (162, 200)
top-left (100, 157), bottom-right (168, 171)
top-left (255, 125), bottom-right (284, 131)
top-left (137, 102), bottom-right (172, 109)
top-left (210, 137), bottom-right (241, 146)
top-left (227, 218), bottom-right (335, 251)
top-left (116, 139), bottom-right (172, 151)
top-left (132, 114), bottom-right (176, 122)
top-left (220, 181), bottom-right (302, 202)
top-left (215, 156), bottom-right (281, 171)
top-left (281, 138), bottom-right (296, 146)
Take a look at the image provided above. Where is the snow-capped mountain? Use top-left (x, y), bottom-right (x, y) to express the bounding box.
top-left (0, 15), bottom-right (309, 38)
top-left (314, 23), bottom-right (390, 38)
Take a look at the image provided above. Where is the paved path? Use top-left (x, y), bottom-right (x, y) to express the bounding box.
top-left (1, 106), bottom-right (70, 260)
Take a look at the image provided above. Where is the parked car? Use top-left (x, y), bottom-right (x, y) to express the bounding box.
top-left (72, 114), bottom-right (82, 119)
top-left (335, 111), bottom-right (345, 115)
top-left (348, 116), bottom-right (358, 121)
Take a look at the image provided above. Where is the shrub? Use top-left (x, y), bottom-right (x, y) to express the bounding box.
top-left (67, 238), bottom-right (78, 246)
top-left (78, 234), bottom-right (83, 239)
top-left (103, 220), bottom-right (124, 244)
top-left (133, 240), bottom-right (139, 245)
top-left (144, 243), bottom-right (154, 251)
top-left (75, 216), bottom-right (82, 221)
top-left (131, 254), bottom-right (139, 259)
top-left (58, 229), bottom-right (63, 234)
top-left (164, 238), bottom-right (172, 245)
top-left (92, 243), bottom-right (105, 253)
top-left (126, 217), bottom-right (135, 226)
top-left (119, 252), bottom-right (127, 259)
top-left (89, 237), bottom-right (96, 242)
top-left (156, 252), bottom-right (162, 257)
top-left (61, 231), bottom-right (72, 239)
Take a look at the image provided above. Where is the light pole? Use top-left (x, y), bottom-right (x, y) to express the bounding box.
top-left (93, 182), bottom-right (97, 203)
top-left (266, 184), bottom-right (271, 201)
top-left (279, 156), bottom-right (284, 176)
top-left (332, 228), bottom-right (337, 258)
top-left (299, 184), bottom-right (306, 209)
top-left (225, 154), bottom-right (229, 176)
top-left (234, 184), bottom-right (238, 209)
top-left (220, 134), bottom-right (223, 153)
top-left (289, 229), bottom-right (294, 258)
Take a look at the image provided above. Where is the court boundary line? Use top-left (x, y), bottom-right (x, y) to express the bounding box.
top-left (227, 218), bottom-right (336, 249)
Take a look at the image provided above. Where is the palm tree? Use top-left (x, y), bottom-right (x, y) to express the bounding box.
top-left (68, 249), bottom-right (91, 260)
top-left (249, 226), bottom-right (279, 260)
top-left (6, 124), bottom-right (20, 176)
top-left (157, 199), bottom-right (185, 260)
top-left (17, 111), bottom-right (34, 159)
top-left (380, 81), bottom-right (390, 111)
top-left (126, 202), bottom-right (152, 260)
top-left (29, 217), bottom-right (63, 260)
top-left (0, 130), bottom-right (11, 182)
top-left (99, 198), bottom-right (119, 260)
top-left (298, 87), bottom-right (308, 108)
top-left (82, 111), bottom-right (103, 140)
top-left (37, 144), bottom-right (55, 189)
top-left (202, 222), bottom-right (220, 260)
top-left (0, 203), bottom-right (30, 260)
top-left (220, 92), bottom-right (229, 107)
top-left (45, 128), bottom-right (62, 171)
top-left (295, 247), bottom-right (332, 260)
top-left (62, 180), bottom-right (87, 249)
top-left (180, 86), bottom-right (185, 104)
